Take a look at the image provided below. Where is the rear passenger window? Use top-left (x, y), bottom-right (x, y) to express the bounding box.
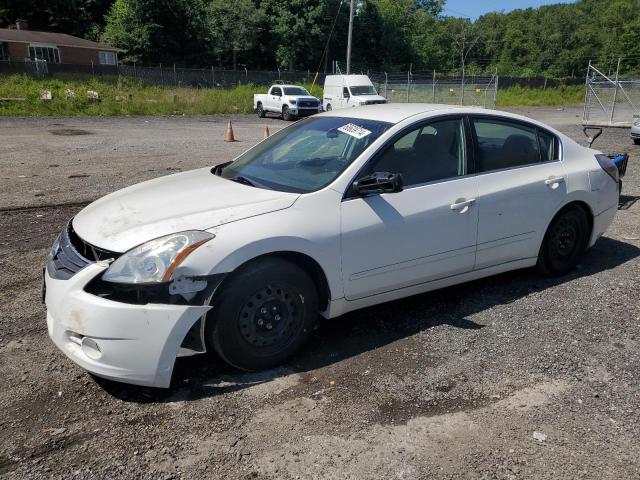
top-left (538, 129), bottom-right (558, 161)
top-left (472, 119), bottom-right (557, 172)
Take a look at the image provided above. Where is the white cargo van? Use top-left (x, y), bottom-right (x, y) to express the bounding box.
top-left (322, 74), bottom-right (387, 111)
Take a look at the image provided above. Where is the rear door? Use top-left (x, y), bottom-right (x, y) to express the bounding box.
top-left (470, 115), bottom-right (566, 269)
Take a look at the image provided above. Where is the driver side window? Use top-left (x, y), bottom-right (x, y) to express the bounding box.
top-left (369, 118), bottom-right (467, 187)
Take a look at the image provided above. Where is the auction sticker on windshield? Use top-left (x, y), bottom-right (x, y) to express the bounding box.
top-left (338, 123), bottom-right (372, 139)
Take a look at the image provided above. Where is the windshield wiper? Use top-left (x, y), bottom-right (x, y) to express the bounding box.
top-left (229, 175), bottom-right (256, 187)
top-left (211, 161), bottom-right (233, 176)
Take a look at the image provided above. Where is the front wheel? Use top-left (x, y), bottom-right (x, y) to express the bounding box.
top-left (537, 205), bottom-right (590, 276)
top-left (282, 105), bottom-right (294, 121)
top-left (206, 258), bottom-right (318, 371)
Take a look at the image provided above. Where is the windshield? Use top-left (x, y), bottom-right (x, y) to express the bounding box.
top-left (350, 85), bottom-right (377, 96)
top-left (220, 117), bottom-right (391, 193)
top-left (283, 87), bottom-right (310, 95)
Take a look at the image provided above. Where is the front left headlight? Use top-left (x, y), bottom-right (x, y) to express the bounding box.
top-left (102, 231), bottom-right (214, 284)
top-left (289, 99), bottom-right (297, 105)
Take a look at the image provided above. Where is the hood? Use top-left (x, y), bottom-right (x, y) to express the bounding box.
top-left (73, 167), bottom-right (299, 252)
top-left (288, 95), bottom-right (320, 102)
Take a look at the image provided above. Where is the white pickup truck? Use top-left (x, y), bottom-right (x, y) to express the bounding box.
top-left (254, 84), bottom-right (322, 121)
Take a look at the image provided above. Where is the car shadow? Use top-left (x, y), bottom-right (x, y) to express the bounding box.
top-left (619, 194), bottom-right (639, 210)
top-left (94, 236), bottom-right (639, 403)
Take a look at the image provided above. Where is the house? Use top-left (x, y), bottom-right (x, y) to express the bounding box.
top-left (0, 20), bottom-right (119, 66)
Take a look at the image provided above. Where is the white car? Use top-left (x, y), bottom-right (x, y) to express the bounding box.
top-left (254, 84), bottom-right (321, 121)
top-left (44, 104), bottom-right (622, 388)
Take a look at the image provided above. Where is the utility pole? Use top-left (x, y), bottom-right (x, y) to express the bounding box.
top-left (453, 23), bottom-right (480, 106)
top-left (346, 0), bottom-right (355, 74)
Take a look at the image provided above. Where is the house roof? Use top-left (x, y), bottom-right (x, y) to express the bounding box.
top-left (0, 28), bottom-right (119, 51)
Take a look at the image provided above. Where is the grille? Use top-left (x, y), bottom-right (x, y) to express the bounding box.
top-left (364, 100), bottom-right (386, 105)
top-left (298, 101), bottom-right (318, 108)
top-left (47, 222), bottom-right (118, 280)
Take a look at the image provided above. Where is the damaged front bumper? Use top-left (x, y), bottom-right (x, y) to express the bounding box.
top-left (44, 262), bottom-right (215, 388)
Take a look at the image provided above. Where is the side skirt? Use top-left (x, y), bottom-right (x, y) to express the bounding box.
top-left (324, 257), bottom-right (538, 318)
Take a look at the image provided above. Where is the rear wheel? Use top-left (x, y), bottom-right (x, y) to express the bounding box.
top-left (326, 104), bottom-right (332, 111)
top-left (633, 138), bottom-right (640, 145)
top-left (282, 105), bottom-right (293, 121)
top-left (257, 103), bottom-right (266, 118)
top-left (206, 258), bottom-right (318, 371)
top-left (537, 205), bottom-right (590, 276)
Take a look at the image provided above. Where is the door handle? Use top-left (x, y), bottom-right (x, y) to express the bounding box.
top-left (450, 198), bottom-right (476, 212)
top-left (545, 176), bottom-right (565, 186)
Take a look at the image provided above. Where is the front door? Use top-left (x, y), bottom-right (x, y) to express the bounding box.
top-left (340, 117), bottom-right (479, 300)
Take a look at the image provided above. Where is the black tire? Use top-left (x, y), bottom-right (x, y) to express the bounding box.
top-left (282, 105), bottom-right (293, 121)
top-left (257, 103), bottom-right (266, 118)
top-left (537, 205), bottom-right (590, 276)
top-left (206, 258), bottom-right (318, 371)
top-left (633, 138), bottom-right (640, 145)
top-left (326, 103), bottom-right (332, 111)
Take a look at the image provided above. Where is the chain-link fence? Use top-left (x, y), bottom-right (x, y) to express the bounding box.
top-left (369, 72), bottom-right (498, 108)
top-left (334, 61), bottom-right (498, 108)
top-left (583, 61), bottom-right (640, 127)
top-left (0, 59), bottom-right (323, 88)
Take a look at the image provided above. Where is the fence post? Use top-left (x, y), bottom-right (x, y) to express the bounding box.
top-left (406, 64), bottom-right (411, 103)
top-left (160, 63), bottom-right (163, 86)
top-left (609, 58), bottom-right (621, 125)
top-left (134, 61), bottom-right (137, 79)
top-left (173, 63), bottom-right (177, 86)
top-left (582, 60), bottom-right (591, 124)
top-left (494, 69), bottom-right (499, 109)
top-left (91, 60), bottom-right (94, 76)
top-left (211, 66), bottom-right (214, 87)
top-left (384, 72), bottom-right (388, 99)
top-left (432, 70), bottom-right (436, 103)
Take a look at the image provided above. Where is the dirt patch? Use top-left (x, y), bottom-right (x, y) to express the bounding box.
top-left (48, 129), bottom-right (94, 136)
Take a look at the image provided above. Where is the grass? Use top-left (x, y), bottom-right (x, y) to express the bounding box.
top-left (0, 74), bottom-right (584, 116)
top-left (0, 74), bottom-right (317, 116)
top-left (496, 85), bottom-right (584, 107)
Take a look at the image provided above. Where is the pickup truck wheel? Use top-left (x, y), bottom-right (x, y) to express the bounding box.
top-left (282, 105), bottom-right (293, 121)
top-left (207, 258), bottom-right (318, 371)
top-left (633, 138), bottom-right (640, 145)
top-left (326, 104), bottom-right (332, 111)
top-left (257, 103), bottom-right (266, 118)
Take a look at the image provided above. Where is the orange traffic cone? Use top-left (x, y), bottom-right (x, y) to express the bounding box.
top-left (225, 120), bottom-right (236, 142)
top-left (264, 125), bottom-right (270, 139)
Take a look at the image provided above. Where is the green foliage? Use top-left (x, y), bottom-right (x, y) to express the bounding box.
top-left (101, 0), bottom-right (213, 65)
top-left (0, 74), bottom-right (322, 116)
top-left (1, 0), bottom-right (640, 75)
top-left (496, 85), bottom-right (585, 107)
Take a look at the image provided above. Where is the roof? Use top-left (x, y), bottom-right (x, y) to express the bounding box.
top-left (321, 103), bottom-right (466, 124)
top-left (320, 103), bottom-right (555, 129)
top-left (0, 28), bottom-right (119, 51)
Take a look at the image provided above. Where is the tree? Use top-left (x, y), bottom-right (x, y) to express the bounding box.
top-left (0, 0), bottom-right (113, 39)
top-left (209, 0), bottom-right (265, 70)
top-left (101, 0), bottom-right (213, 65)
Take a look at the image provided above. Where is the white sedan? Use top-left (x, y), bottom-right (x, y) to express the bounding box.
top-left (44, 104), bottom-right (622, 387)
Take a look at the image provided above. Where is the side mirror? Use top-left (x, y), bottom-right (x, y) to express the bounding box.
top-left (353, 172), bottom-right (403, 196)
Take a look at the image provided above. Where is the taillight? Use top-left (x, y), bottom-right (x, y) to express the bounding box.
top-left (595, 154), bottom-right (619, 184)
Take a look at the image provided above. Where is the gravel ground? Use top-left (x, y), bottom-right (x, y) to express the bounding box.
top-left (0, 108), bottom-right (639, 479)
